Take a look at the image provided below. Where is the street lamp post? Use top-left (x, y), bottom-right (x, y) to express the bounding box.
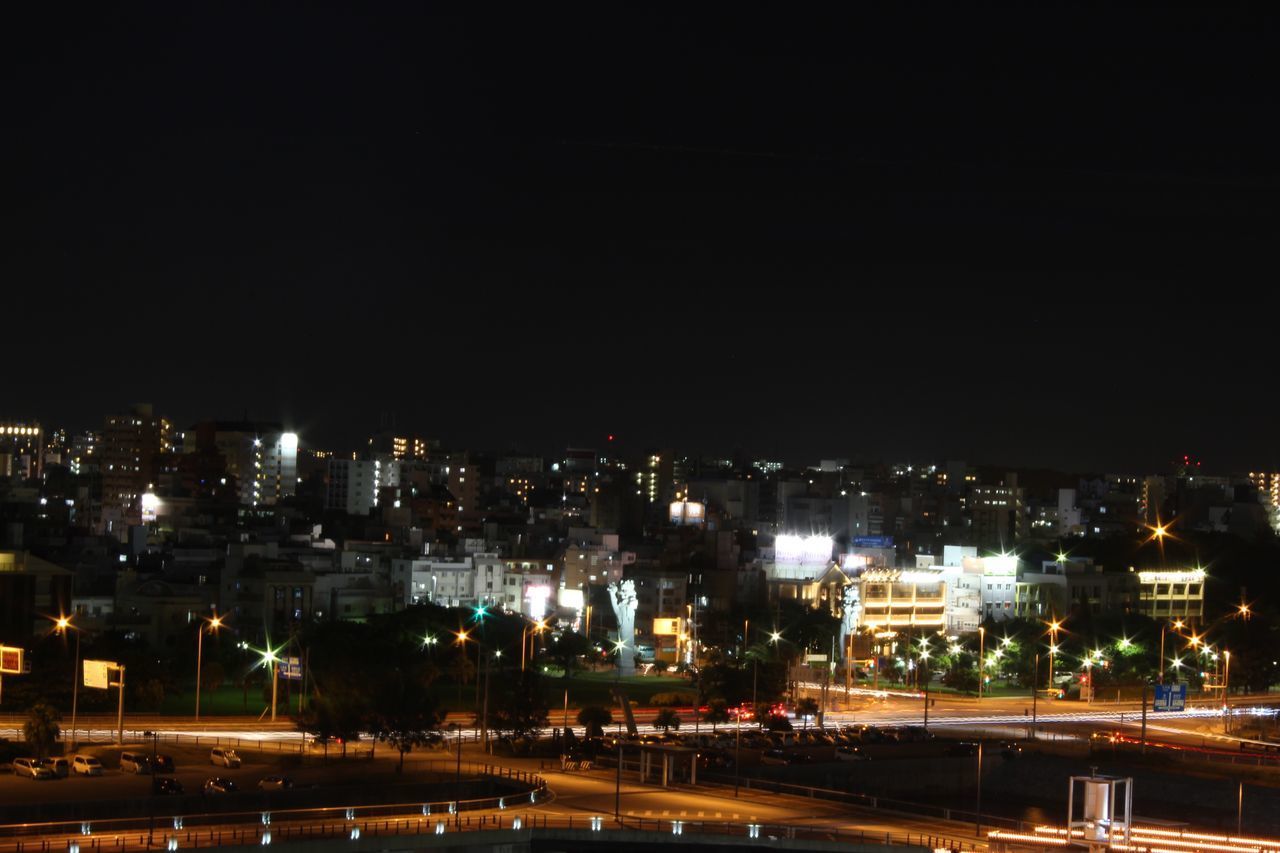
top-left (977, 627), bottom-right (985, 703)
top-left (1223, 650), bottom-right (1232, 734)
top-left (1046, 620), bottom-right (1061, 695)
top-left (56, 617), bottom-right (81, 751)
top-left (195, 615), bottom-right (223, 723)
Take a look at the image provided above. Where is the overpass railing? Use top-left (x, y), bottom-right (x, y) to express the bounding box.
top-left (0, 811), bottom-right (977, 853)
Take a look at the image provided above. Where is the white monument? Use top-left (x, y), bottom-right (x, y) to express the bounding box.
top-left (607, 580), bottom-right (638, 677)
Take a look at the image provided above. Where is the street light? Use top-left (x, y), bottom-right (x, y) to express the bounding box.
top-left (258, 645), bottom-right (283, 722)
top-left (1046, 620), bottom-right (1062, 694)
top-left (1223, 650), bottom-right (1232, 733)
top-left (55, 617), bottom-right (81, 750)
top-left (977, 627), bottom-right (985, 702)
top-left (195, 614), bottom-right (223, 723)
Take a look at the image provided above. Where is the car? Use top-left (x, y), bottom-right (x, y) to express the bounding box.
top-left (72, 755), bottom-right (104, 776)
top-left (210, 748), bottom-right (241, 768)
top-left (760, 749), bottom-right (790, 766)
top-left (257, 775), bottom-right (294, 791)
top-left (14, 758), bottom-right (56, 780)
top-left (1001, 741), bottom-right (1024, 759)
top-left (120, 751), bottom-right (151, 774)
top-left (155, 778), bottom-right (185, 795)
top-left (946, 741), bottom-right (979, 757)
top-left (203, 777), bottom-right (238, 795)
top-left (48, 757), bottom-right (70, 777)
top-left (835, 745), bottom-right (870, 762)
top-left (152, 754), bottom-right (175, 773)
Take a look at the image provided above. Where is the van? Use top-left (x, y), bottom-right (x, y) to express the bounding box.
top-left (120, 751), bottom-right (151, 774)
top-left (72, 755), bottom-right (104, 776)
top-left (14, 758), bottom-right (55, 780)
top-left (210, 747), bottom-right (241, 769)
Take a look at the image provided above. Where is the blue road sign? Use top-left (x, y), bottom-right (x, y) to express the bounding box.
top-left (281, 656), bottom-right (303, 681)
top-left (1153, 682), bottom-right (1186, 712)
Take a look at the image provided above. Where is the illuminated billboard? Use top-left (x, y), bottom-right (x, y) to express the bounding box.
top-left (83, 659), bottom-right (113, 689)
top-left (669, 500), bottom-right (705, 526)
top-left (652, 617), bottom-right (682, 636)
top-left (775, 534), bottom-right (834, 565)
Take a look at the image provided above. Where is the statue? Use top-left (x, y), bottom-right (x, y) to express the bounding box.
top-left (607, 580), bottom-right (638, 677)
top-left (840, 582), bottom-right (863, 652)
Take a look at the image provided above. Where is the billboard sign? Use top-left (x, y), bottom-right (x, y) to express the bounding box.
top-left (1153, 682), bottom-right (1187, 712)
top-left (853, 536), bottom-right (894, 548)
top-left (83, 659), bottom-right (115, 689)
top-left (652, 618), bottom-right (682, 636)
top-left (0, 646), bottom-right (23, 675)
top-left (281, 656), bottom-right (303, 681)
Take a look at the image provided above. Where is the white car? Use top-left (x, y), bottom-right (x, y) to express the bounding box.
top-left (210, 747), bottom-right (241, 768)
top-left (14, 758), bottom-right (56, 780)
top-left (72, 755), bottom-right (104, 776)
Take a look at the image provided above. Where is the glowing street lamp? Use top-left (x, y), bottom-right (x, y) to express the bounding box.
top-left (195, 614), bottom-right (223, 722)
top-left (54, 617), bottom-right (81, 748)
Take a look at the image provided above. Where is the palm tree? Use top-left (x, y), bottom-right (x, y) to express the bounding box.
top-left (23, 703), bottom-right (62, 758)
top-left (576, 705), bottom-right (613, 738)
top-left (653, 708), bottom-right (681, 734)
top-left (703, 700), bottom-right (730, 732)
top-left (795, 697), bottom-right (819, 731)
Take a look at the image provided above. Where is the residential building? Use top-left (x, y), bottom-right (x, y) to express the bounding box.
top-left (101, 404), bottom-right (172, 525)
top-left (1136, 568), bottom-right (1205, 625)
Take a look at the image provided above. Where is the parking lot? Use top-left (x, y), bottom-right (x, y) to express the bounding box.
top-left (0, 740), bottom-right (453, 813)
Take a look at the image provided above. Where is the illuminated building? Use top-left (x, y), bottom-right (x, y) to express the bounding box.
top-left (0, 420), bottom-right (43, 480)
top-left (326, 456), bottom-right (399, 515)
top-left (1248, 471), bottom-right (1280, 533)
top-left (190, 421), bottom-right (298, 507)
top-left (1137, 568), bottom-right (1205, 625)
top-left (101, 404), bottom-right (171, 525)
top-left (859, 569), bottom-right (947, 630)
top-left (967, 474), bottom-right (1025, 548)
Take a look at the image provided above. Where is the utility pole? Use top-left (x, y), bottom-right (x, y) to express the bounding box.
top-left (1031, 653), bottom-right (1039, 741)
top-left (977, 627), bottom-right (985, 703)
top-left (1140, 683), bottom-right (1148, 754)
top-left (974, 739), bottom-right (984, 836)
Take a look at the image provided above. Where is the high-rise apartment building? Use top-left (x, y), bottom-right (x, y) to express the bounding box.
top-left (0, 420), bottom-right (43, 480)
top-left (101, 404), bottom-right (171, 522)
top-left (190, 421), bottom-right (298, 507)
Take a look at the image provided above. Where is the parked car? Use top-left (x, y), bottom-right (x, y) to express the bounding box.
top-left (14, 758), bottom-right (56, 780)
top-left (1000, 741), bottom-right (1024, 759)
top-left (760, 748), bottom-right (790, 766)
top-left (72, 755), bottom-right (104, 776)
top-left (48, 757), bottom-right (70, 777)
top-left (835, 745), bottom-right (870, 762)
top-left (210, 748), bottom-right (241, 769)
top-left (257, 775), bottom-right (293, 791)
top-left (120, 751), bottom-right (151, 774)
top-left (152, 754), bottom-right (175, 773)
top-left (155, 778), bottom-right (185, 795)
top-left (203, 777), bottom-right (238, 795)
top-left (946, 741), bottom-right (979, 757)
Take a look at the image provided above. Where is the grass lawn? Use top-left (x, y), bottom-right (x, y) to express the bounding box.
top-left (154, 669), bottom-right (697, 717)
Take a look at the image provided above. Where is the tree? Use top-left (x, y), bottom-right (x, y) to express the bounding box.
top-left (548, 631), bottom-right (591, 679)
top-left (703, 700), bottom-right (730, 731)
top-left (795, 697), bottom-right (819, 730)
top-left (296, 690), bottom-right (367, 757)
top-left (653, 708), bottom-right (681, 733)
top-left (368, 662), bottom-right (442, 773)
top-left (486, 669), bottom-right (549, 747)
top-left (576, 705), bottom-right (613, 739)
top-left (24, 704), bottom-right (61, 758)
top-left (200, 661), bottom-right (226, 693)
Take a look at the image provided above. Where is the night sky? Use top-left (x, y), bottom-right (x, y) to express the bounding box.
top-left (7, 6), bottom-right (1276, 473)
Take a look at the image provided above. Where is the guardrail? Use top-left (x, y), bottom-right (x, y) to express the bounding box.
top-left (0, 812), bottom-right (971, 853)
top-left (701, 771), bottom-right (1024, 835)
top-left (0, 764), bottom-right (548, 847)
